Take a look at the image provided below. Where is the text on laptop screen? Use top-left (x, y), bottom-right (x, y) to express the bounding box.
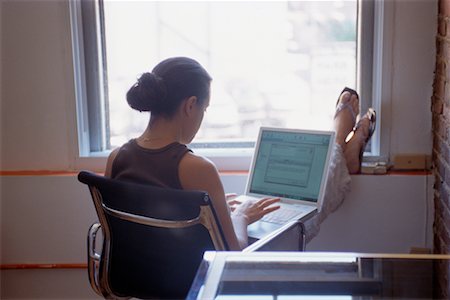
top-left (249, 130), bottom-right (332, 202)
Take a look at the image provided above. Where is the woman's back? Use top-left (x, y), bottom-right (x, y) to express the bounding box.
top-left (110, 139), bottom-right (190, 189)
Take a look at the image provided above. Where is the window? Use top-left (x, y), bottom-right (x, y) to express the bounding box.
top-left (70, 0), bottom-right (378, 168)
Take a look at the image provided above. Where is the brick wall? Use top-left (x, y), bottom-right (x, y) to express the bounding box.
top-left (433, 1), bottom-right (450, 298)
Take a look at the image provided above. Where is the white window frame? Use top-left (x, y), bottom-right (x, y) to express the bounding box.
top-left (69, 0), bottom-right (391, 171)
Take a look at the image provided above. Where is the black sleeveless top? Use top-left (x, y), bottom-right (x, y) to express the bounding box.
top-left (111, 139), bottom-right (192, 189)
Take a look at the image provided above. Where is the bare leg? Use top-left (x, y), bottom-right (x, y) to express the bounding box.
top-left (305, 90), bottom-right (377, 243)
top-left (305, 91), bottom-right (359, 242)
top-left (334, 91), bottom-right (359, 149)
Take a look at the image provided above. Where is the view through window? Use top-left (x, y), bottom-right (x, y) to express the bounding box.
top-left (103, 1), bottom-right (357, 149)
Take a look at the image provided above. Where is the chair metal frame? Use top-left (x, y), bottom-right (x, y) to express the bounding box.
top-left (80, 171), bottom-right (228, 299)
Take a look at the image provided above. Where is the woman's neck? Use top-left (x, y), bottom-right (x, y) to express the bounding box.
top-left (137, 117), bottom-right (183, 148)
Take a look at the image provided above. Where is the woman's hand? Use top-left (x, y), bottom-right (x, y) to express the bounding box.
top-left (226, 193), bottom-right (241, 212)
top-left (232, 197), bottom-right (281, 225)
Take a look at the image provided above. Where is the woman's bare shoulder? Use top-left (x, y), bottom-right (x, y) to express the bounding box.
top-left (104, 147), bottom-right (121, 177)
top-left (179, 152), bottom-right (221, 189)
top-left (181, 151), bottom-right (217, 172)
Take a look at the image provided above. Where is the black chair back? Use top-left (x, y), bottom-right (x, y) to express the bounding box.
top-left (78, 171), bottom-right (229, 299)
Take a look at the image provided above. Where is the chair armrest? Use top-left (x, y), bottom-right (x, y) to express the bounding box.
top-left (243, 220), bottom-right (305, 252)
top-left (87, 222), bottom-right (103, 297)
top-left (88, 222), bottom-right (102, 260)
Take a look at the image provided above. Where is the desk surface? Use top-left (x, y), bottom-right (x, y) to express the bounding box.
top-left (188, 252), bottom-right (450, 300)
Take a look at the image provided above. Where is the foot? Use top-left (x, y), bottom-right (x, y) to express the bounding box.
top-left (345, 112), bottom-right (371, 174)
top-left (334, 91), bottom-right (359, 149)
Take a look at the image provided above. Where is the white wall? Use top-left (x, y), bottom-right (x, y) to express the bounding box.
top-left (388, 0), bottom-right (436, 156)
top-left (307, 174), bottom-right (435, 252)
top-left (1, 0), bottom-right (77, 171)
top-left (0, 0), bottom-right (439, 298)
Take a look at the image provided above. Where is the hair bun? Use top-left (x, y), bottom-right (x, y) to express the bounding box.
top-left (126, 72), bottom-right (167, 112)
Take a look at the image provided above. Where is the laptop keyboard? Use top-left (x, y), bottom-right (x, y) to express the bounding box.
top-left (261, 207), bottom-right (305, 224)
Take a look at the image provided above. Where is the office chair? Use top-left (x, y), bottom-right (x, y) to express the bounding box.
top-left (78, 171), bottom-right (229, 299)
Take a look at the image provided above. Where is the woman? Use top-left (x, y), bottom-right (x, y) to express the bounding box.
top-left (105, 57), bottom-right (375, 248)
top-left (105, 57), bottom-right (280, 250)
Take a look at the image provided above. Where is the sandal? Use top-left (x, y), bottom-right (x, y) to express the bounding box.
top-left (345, 108), bottom-right (377, 173)
top-left (336, 87), bottom-right (359, 106)
top-left (334, 87), bottom-right (360, 147)
top-left (334, 87), bottom-right (359, 123)
top-left (345, 108), bottom-right (376, 144)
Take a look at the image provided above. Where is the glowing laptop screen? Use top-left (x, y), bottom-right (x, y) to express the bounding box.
top-left (249, 129), bottom-right (332, 202)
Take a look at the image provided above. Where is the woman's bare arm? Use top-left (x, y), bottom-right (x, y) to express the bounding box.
top-left (178, 152), bottom-right (280, 250)
top-left (179, 152), bottom-right (244, 250)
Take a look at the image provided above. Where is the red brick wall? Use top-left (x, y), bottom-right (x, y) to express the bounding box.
top-left (433, 1), bottom-right (450, 298)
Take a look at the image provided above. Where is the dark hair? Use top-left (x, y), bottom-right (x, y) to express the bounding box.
top-left (126, 57), bottom-right (212, 117)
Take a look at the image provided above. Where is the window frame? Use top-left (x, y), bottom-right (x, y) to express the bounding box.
top-left (70, 0), bottom-right (390, 171)
top-left (70, 0), bottom-right (109, 156)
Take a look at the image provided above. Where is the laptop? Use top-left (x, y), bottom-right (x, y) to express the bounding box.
top-left (238, 127), bottom-right (335, 239)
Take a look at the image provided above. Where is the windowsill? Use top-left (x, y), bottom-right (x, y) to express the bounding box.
top-left (76, 148), bottom-right (388, 173)
top-left (191, 147), bottom-right (253, 158)
top-left (83, 147), bottom-right (255, 158)
top-left (81, 150), bottom-right (111, 158)
top-left (193, 148), bottom-right (254, 171)
top-left (78, 148), bottom-right (255, 172)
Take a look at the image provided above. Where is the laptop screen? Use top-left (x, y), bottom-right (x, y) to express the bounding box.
top-left (249, 128), bottom-right (333, 202)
